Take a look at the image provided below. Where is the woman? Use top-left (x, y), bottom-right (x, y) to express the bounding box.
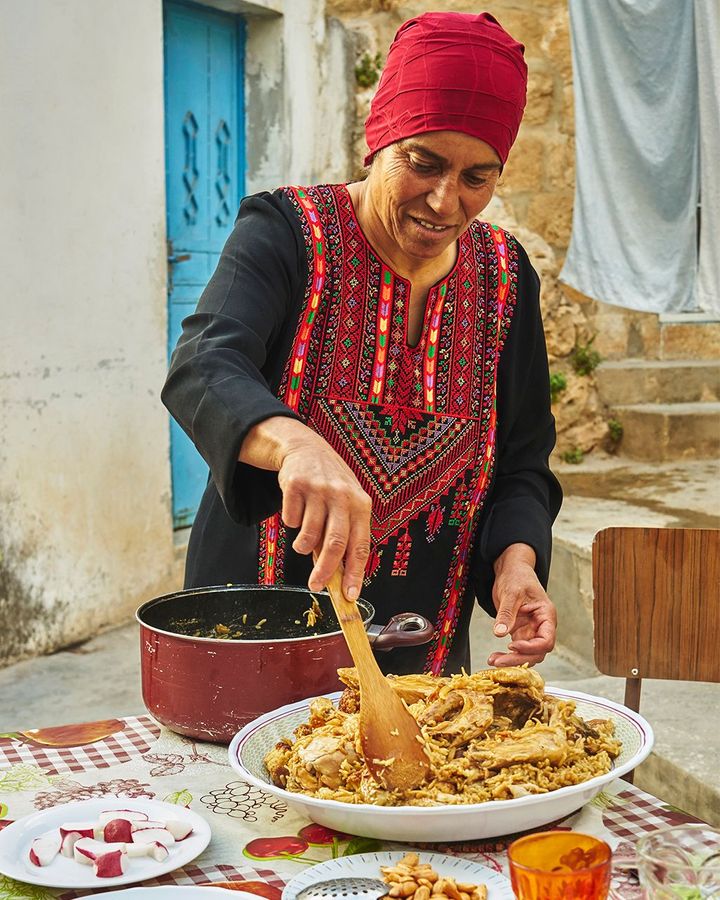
top-left (162, 10), bottom-right (562, 677)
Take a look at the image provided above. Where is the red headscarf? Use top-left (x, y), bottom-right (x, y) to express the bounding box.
top-left (364, 11), bottom-right (527, 166)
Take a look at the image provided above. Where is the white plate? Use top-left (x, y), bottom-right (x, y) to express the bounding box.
top-left (82, 890), bottom-right (257, 899)
top-left (0, 796), bottom-right (211, 889)
top-left (229, 687), bottom-right (654, 842)
top-left (82, 889), bottom-right (258, 898)
top-left (282, 851), bottom-right (513, 899)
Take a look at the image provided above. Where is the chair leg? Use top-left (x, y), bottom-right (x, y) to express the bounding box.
top-left (624, 677), bottom-right (642, 713)
top-left (621, 680), bottom-right (642, 784)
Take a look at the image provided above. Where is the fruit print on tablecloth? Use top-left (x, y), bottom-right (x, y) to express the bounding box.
top-left (200, 781), bottom-right (288, 823)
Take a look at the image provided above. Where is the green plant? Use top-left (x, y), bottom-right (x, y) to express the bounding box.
top-left (549, 371), bottom-right (568, 403)
top-left (571, 336), bottom-right (602, 376)
top-left (355, 51), bottom-right (383, 89)
top-left (607, 418), bottom-right (623, 443)
top-left (561, 447), bottom-right (585, 465)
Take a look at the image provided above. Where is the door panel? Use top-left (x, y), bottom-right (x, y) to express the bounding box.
top-left (164, 1), bottom-right (245, 528)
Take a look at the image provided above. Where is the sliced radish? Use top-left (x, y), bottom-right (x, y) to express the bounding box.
top-left (103, 818), bottom-right (134, 843)
top-left (94, 848), bottom-right (126, 877)
top-left (145, 840), bottom-right (169, 862)
top-left (29, 832), bottom-right (61, 867)
top-left (73, 838), bottom-right (125, 865)
top-left (60, 831), bottom-right (84, 858)
top-left (130, 820), bottom-right (166, 832)
top-left (130, 827), bottom-right (175, 846)
top-left (97, 809), bottom-right (149, 826)
top-left (164, 819), bottom-right (193, 841)
top-left (125, 842), bottom-right (152, 858)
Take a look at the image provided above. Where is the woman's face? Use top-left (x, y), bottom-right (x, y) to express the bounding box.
top-left (365, 130), bottom-right (502, 269)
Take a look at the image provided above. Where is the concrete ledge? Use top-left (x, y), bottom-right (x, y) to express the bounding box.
top-left (596, 359), bottom-right (720, 405)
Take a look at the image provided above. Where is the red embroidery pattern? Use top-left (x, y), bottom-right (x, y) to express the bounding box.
top-left (258, 187), bottom-right (327, 585)
top-left (423, 281), bottom-right (448, 412)
top-left (391, 529), bottom-right (412, 576)
top-left (369, 267), bottom-right (393, 403)
top-left (426, 224), bottom-right (514, 674)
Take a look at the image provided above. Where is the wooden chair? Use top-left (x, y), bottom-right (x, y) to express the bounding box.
top-left (592, 527), bottom-right (720, 781)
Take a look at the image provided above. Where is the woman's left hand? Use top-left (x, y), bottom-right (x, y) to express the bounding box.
top-left (487, 543), bottom-right (557, 667)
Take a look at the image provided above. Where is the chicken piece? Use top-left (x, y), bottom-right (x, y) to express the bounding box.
top-left (386, 672), bottom-right (447, 704)
top-left (296, 733), bottom-right (358, 790)
top-left (470, 724), bottom-right (569, 768)
top-left (492, 687), bottom-right (542, 728)
top-left (486, 665), bottom-right (545, 694)
top-left (264, 739), bottom-right (292, 786)
top-left (338, 685), bottom-right (360, 714)
top-left (337, 667), bottom-right (445, 705)
top-left (308, 696), bottom-right (336, 728)
top-left (420, 690), bottom-right (495, 746)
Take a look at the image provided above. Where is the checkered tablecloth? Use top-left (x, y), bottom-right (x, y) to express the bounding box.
top-left (0, 716), bottom-right (707, 899)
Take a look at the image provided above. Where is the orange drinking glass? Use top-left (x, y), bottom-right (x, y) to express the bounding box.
top-left (508, 831), bottom-right (612, 900)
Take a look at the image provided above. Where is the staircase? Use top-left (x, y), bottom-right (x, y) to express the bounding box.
top-left (594, 317), bottom-right (720, 461)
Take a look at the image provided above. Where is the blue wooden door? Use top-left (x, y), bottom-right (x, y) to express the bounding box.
top-left (164, 1), bottom-right (246, 528)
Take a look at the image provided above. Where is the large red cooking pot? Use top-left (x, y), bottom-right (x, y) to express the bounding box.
top-left (137, 584), bottom-right (434, 743)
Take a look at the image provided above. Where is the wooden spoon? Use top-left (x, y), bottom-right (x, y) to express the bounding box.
top-left (322, 566), bottom-right (431, 792)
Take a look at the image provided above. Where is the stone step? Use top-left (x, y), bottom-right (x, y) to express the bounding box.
top-left (596, 359), bottom-right (720, 405)
top-left (658, 316), bottom-right (720, 361)
top-left (607, 401), bottom-right (720, 461)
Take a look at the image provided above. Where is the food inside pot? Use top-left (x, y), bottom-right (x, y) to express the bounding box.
top-left (170, 596), bottom-right (324, 639)
top-left (140, 587), bottom-right (372, 642)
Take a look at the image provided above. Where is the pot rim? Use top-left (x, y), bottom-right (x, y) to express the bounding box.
top-left (135, 583), bottom-right (375, 645)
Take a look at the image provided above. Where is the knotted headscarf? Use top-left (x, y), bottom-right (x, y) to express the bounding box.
top-left (364, 11), bottom-right (527, 166)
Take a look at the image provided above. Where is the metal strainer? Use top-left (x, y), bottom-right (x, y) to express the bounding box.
top-left (296, 875), bottom-right (388, 898)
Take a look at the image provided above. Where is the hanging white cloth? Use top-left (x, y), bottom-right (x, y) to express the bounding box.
top-left (694, 0), bottom-right (720, 316)
top-left (560, 0), bottom-right (700, 314)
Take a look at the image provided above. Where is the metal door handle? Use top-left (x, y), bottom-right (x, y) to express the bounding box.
top-left (168, 253), bottom-right (191, 264)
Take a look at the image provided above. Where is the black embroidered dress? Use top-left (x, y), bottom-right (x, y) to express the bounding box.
top-left (162, 185), bottom-right (562, 676)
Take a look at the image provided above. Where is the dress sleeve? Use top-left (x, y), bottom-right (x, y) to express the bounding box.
top-left (468, 239), bottom-right (563, 616)
top-left (161, 190), bottom-right (308, 524)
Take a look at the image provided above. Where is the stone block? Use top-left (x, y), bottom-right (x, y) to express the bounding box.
top-left (503, 132), bottom-right (546, 193)
top-left (660, 321), bottom-right (720, 360)
top-left (524, 64), bottom-right (555, 126)
top-left (596, 360), bottom-right (720, 406)
top-left (527, 189), bottom-right (574, 248)
top-left (545, 138), bottom-right (575, 191)
top-left (610, 402), bottom-right (720, 461)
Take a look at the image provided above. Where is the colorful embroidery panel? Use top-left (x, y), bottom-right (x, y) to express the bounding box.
top-left (258, 185), bottom-right (518, 670)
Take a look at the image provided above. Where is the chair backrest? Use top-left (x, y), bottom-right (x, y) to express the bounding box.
top-left (592, 526), bottom-right (720, 714)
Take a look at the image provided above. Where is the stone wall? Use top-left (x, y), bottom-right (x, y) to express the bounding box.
top-left (327, 0), bottom-right (610, 459)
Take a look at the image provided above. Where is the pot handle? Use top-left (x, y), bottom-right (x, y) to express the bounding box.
top-left (367, 613), bottom-right (434, 652)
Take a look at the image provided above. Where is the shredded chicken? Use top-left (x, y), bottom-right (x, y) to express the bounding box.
top-left (264, 665), bottom-right (622, 806)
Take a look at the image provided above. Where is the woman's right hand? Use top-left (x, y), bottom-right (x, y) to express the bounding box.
top-left (239, 416), bottom-right (372, 601)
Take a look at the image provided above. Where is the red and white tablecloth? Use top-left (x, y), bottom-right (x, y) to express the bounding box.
top-left (0, 715), bottom-right (705, 899)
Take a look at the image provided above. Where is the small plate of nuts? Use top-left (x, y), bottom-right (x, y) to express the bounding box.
top-left (282, 850), bottom-right (513, 900)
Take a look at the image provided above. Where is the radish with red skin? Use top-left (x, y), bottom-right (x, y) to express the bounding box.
top-left (163, 819), bottom-right (193, 841)
top-left (145, 841), bottom-right (169, 862)
top-left (94, 848), bottom-right (126, 878)
top-left (130, 820), bottom-right (166, 833)
top-left (97, 809), bottom-right (149, 826)
top-left (131, 828), bottom-right (175, 846)
top-left (59, 822), bottom-right (95, 857)
top-left (73, 838), bottom-right (126, 865)
top-left (29, 833), bottom-right (61, 867)
top-left (103, 818), bottom-right (134, 843)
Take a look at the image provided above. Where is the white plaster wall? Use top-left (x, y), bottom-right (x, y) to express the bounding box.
top-left (0, 0), bottom-right (179, 663)
top-left (0, 0), bottom-right (353, 666)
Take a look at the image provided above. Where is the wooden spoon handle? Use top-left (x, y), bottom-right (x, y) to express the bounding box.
top-left (323, 568), bottom-right (386, 689)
